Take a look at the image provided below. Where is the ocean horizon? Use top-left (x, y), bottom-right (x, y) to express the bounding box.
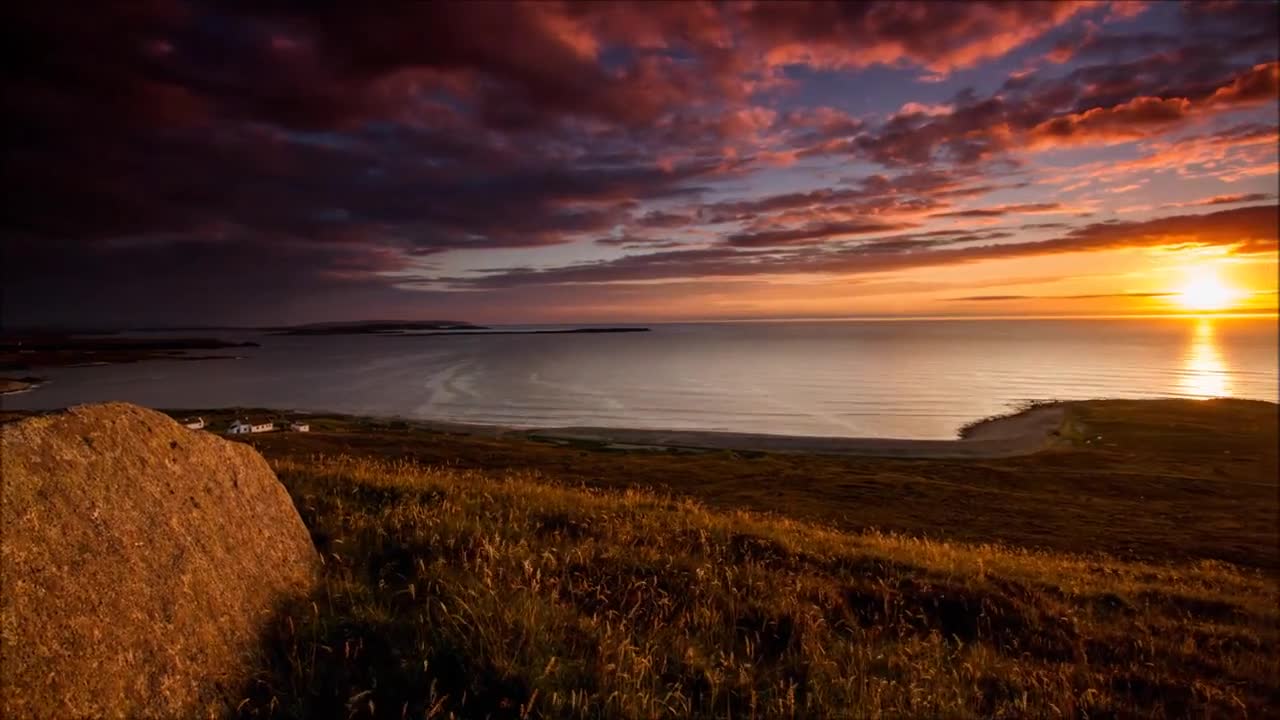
top-left (7, 316), bottom-right (1276, 440)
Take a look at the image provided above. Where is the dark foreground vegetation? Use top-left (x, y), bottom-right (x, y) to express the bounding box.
top-left (193, 399), bottom-right (1277, 718)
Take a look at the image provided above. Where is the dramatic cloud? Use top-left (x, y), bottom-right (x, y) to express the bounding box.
top-left (932, 203), bottom-right (1065, 219)
top-left (739, 1), bottom-right (1091, 74)
top-left (949, 292), bottom-right (1174, 301)
top-left (1156, 192), bottom-right (1278, 210)
top-left (437, 205), bottom-right (1279, 290)
top-left (1027, 96), bottom-right (1194, 147)
top-left (3, 0), bottom-right (1276, 324)
top-left (844, 59), bottom-right (1280, 168)
top-left (1196, 193), bottom-right (1275, 206)
top-left (727, 220), bottom-right (916, 248)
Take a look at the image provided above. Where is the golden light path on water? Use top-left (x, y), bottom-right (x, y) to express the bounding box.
top-left (1181, 317), bottom-right (1231, 399)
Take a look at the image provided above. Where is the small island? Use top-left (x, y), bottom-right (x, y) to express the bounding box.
top-left (391, 327), bottom-right (651, 337)
top-left (267, 320), bottom-right (486, 335)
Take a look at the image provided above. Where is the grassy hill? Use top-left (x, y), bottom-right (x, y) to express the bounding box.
top-left (221, 399), bottom-right (1278, 718)
top-left (220, 398), bottom-right (1278, 570)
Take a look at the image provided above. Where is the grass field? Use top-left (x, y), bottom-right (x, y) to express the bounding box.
top-left (195, 398), bottom-right (1277, 718)
top-left (212, 398), bottom-right (1279, 571)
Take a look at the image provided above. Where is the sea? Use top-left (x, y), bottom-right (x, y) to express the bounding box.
top-left (5, 317), bottom-right (1277, 440)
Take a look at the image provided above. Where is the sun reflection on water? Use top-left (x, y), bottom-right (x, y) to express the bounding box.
top-left (1181, 318), bottom-right (1230, 398)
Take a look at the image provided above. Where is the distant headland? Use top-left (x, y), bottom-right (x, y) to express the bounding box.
top-left (267, 321), bottom-right (651, 337)
top-left (265, 320), bottom-right (484, 335)
top-left (0, 321), bottom-right (651, 376)
top-left (0, 335), bottom-right (258, 372)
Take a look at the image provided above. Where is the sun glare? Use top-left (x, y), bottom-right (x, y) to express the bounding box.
top-left (1174, 268), bottom-right (1239, 312)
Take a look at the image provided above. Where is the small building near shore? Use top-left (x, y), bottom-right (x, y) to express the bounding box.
top-left (182, 416), bottom-right (205, 430)
top-left (227, 418), bottom-right (274, 434)
top-left (288, 421), bottom-right (310, 432)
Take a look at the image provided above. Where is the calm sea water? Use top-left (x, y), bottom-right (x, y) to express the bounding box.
top-left (5, 318), bottom-right (1276, 439)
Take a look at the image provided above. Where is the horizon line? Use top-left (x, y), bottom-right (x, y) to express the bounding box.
top-left (6, 310), bottom-right (1278, 332)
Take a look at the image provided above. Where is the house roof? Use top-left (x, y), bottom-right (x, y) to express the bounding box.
top-left (234, 417), bottom-right (274, 426)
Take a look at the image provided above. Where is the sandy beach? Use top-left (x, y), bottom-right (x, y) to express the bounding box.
top-left (275, 403), bottom-right (1070, 459)
top-left (521, 404), bottom-right (1068, 458)
top-left (0, 378), bottom-right (44, 397)
top-left (3, 402), bottom-right (1070, 458)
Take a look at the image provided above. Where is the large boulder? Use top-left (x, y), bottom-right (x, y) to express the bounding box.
top-left (1, 403), bottom-right (318, 718)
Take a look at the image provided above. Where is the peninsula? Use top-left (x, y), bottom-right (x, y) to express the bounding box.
top-left (268, 321), bottom-right (650, 337)
top-left (0, 335), bottom-right (258, 371)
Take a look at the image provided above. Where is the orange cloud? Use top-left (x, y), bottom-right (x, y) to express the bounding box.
top-left (1027, 62), bottom-right (1279, 150)
top-left (744, 1), bottom-right (1095, 74)
top-left (442, 206), bottom-right (1278, 289)
top-left (1028, 96), bottom-right (1192, 147)
top-left (1204, 61), bottom-right (1280, 107)
top-left (1160, 193), bottom-right (1275, 209)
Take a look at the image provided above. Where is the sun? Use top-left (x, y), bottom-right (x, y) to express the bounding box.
top-left (1174, 268), bottom-right (1239, 312)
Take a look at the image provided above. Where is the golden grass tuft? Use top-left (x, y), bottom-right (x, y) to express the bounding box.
top-left (238, 454), bottom-right (1279, 719)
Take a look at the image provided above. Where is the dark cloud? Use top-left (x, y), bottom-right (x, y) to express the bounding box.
top-left (736, 1), bottom-right (1090, 73)
top-left (1045, 1), bottom-right (1277, 75)
top-left (727, 220), bottom-right (916, 248)
top-left (438, 205), bottom-right (1278, 289)
top-left (631, 211), bottom-right (699, 229)
top-left (1197, 193), bottom-right (1275, 206)
top-left (699, 170), bottom-right (984, 225)
top-left (847, 52), bottom-right (1279, 167)
top-left (932, 203), bottom-right (1063, 219)
top-left (3, 1), bottom-right (1276, 324)
top-left (949, 292), bottom-right (1174, 302)
top-left (1027, 97), bottom-right (1193, 146)
top-left (593, 236), bottom-right (691, 249)
top-left (1204, 62), bottom-right (1280, 106)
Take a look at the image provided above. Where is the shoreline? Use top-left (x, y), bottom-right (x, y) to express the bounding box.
top-left (0, 377), bottom-right (47, 397)
top-left (3, 402), bottom-right (1069, 458)
top-left (520, 404), bottom-right (1069, 458)
top-left (182, 402), bottom-right (1072, 459)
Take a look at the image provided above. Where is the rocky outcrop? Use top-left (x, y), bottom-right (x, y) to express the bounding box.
top-left (1, 403), bottom-right (318, 718)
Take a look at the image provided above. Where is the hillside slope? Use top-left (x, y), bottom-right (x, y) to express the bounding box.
top-left (233, 398), bottom-right (1279, 570)
top-left (239, 453), bottom-right (1278, 718)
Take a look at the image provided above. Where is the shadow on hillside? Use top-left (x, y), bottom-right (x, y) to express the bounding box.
top-left (231, 557), bottom-right (532, 719)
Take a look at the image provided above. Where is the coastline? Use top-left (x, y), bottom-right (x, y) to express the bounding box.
top-left (0, 377), bottom-right (46, 397)
top-left (3, 402), bottom-right (1070, 457)
top-left (218, 402), bottom-right (1070, 459)
top-left (521, 404), bottom-right (1068, 458)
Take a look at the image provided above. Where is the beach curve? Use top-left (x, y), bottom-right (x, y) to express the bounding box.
top-left (524, 404), bottom-right (1068, 458)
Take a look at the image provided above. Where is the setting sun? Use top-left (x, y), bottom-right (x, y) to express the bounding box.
top-left (1175, 269), bottom-right (1240, 312)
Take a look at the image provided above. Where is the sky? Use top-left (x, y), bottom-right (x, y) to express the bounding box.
top-left (4, 0), bottom-right (1278, 327)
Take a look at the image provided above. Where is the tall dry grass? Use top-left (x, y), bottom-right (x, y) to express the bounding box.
top-left (237, 455), bottom-right (1278, 719)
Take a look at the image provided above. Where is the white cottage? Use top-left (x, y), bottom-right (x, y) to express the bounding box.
top-left (288, 421), bottom-right (310, 432)
top-left (182, 416), bottom-right (205, 430)
top-left (227, 418), bottom-right (274, 434)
